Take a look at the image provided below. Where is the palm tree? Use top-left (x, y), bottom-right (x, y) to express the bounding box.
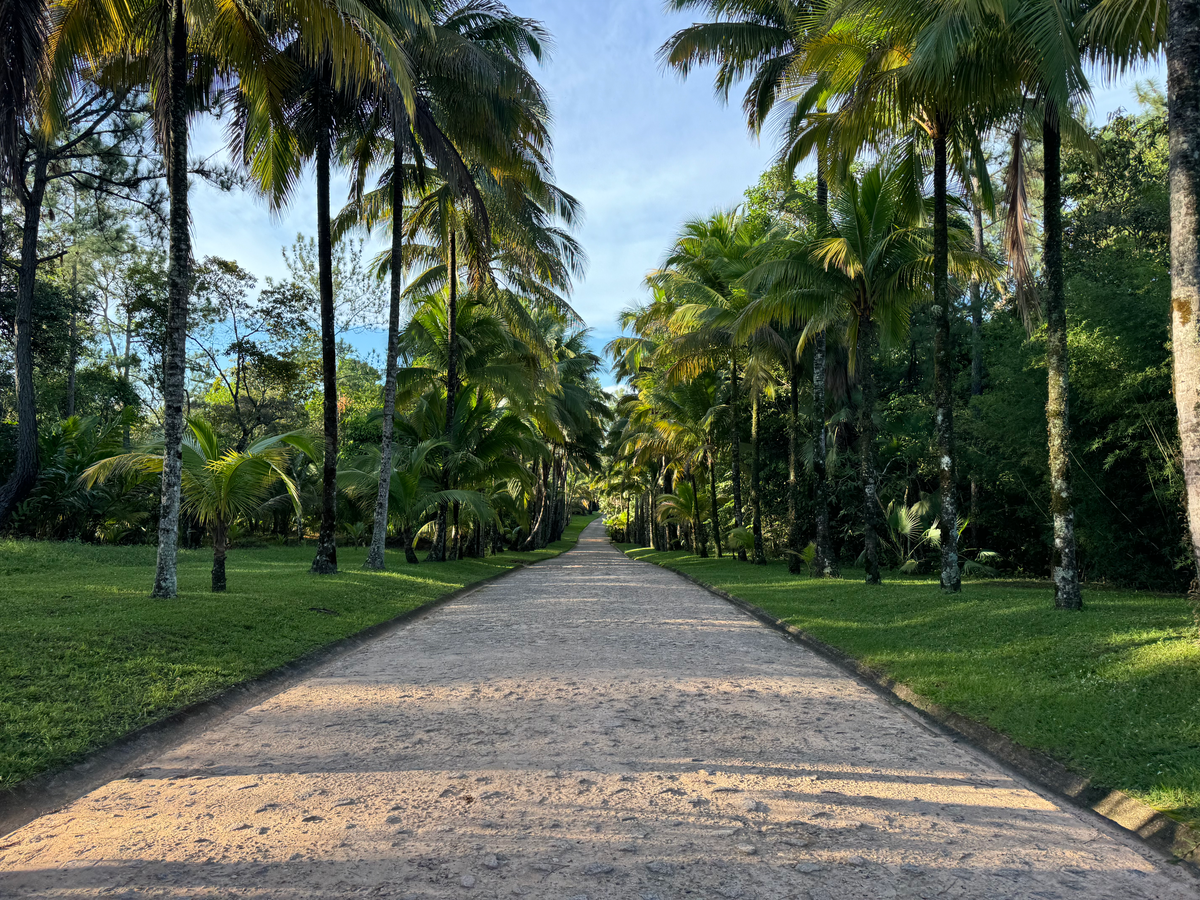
top-left (661, 0), bottom-right (848, 577)
top-left (743, 163), bottom-right (996, 582)
top-left (45, 0), bottom-right (428, 595)
top-left (84, 419), bottom-right (313, 591)
top-left (1081, 0), bottom-right (1198, 588)
top-left (650, 210), bottom-right (769, 560)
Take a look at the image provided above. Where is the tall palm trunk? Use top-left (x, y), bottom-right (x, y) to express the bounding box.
top-left (211, 519), bottom-right (228, 592)
top-left (729, 356), bottom-right (746, 560)
top-left (0, 150), bottom-right (47, 526)
top-left (365, 140), bottom-right (404, 570)
top-left (787, 355), bottom-right (803, 573)
top-left (66, 257), bottom-right (78, 417)
top-left (859, 312), bottom-right (883, 585)
top-left (1043, 109), bottom-right (1081, 609)
top-left (970, 193), bottom-right (984, 552)
top-left (150, 0), bottom-right (191, 597)
top-left (690, 467), bottom-right (708, 557)
top-left (708, 447), bottom-right (723, 557)
top-left (311, 85), bottom-right (339, 576)
top-left (932, 126), bottom-right (961, 593)
top-left (431, 231), bottom-right (459, 562)
top-left (1168, 0), bottom-right (1200, 586)
top-left (813, 174), bottom-right (837, 578)
top-left (750, 390), bottom-right (764, 563)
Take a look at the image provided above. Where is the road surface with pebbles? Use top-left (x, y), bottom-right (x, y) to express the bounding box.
top-left (2, 519), bottom-right (1197, 899)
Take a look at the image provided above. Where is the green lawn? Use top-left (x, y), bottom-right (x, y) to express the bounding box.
top-left (619, 544), bottom-right (1200, 831)
top-left (0, 514), bottom-right (598, 789)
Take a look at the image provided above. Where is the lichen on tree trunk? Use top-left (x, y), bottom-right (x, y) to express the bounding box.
top-left (151, 0), bottom-right (191, 598)
top-left (1043, 109), bottom-right (1082, 609)
top-left (787, 357), bottom-right (803, 574)
top-left (932, 127), bottom-right (961, 593)
top-left (1169, 0), bottom-right (1200, 590)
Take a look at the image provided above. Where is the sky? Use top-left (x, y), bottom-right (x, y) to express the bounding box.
top-left (189, 2), bottom-right (1166, 375)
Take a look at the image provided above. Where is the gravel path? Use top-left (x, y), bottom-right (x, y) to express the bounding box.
top-left (2, 519), bottom-right (1196, 899)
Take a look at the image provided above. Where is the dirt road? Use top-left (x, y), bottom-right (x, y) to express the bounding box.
top-left (2, 519), bottom-right (1195, 899)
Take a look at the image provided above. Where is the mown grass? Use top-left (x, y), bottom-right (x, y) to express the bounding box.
top-left (619, 543), bottom-right (1200, 831)
top-left (0, 514), bottom-right (598, 789)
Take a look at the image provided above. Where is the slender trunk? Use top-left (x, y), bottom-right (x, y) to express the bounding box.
top-left (971, 192), bottom-right (985, 399)
top-left (859, 312), bottom-right (882, 585)
top-left (812, 330), bottom-right (838, 577)
top-left (690, 468), bottom-right (707, 557)
top-left (150, 0), bottom-right (190, 598)
top-left (1043, 109), bottom-right (1081, 609)
top-left (1168, 0), bottom-right (1200, 588)
top-left (708, 448), bottom-right (723, 558)
top-left (365, 138), bottom-right (404, 570)
top-left (431, 232), bottom-right (459, 563)
top-left (451, 500), bottom-right (461, 560)
top-left (813, 170), bottom-right (837, 576)
top-left (787, 356), bottom-right (802, 573)
top-left (729, 357), bottom-right (746, 560)
top-left (211, 519), bottom-right (228, 593)
top-left (971, 191), bottom-right (985, 552)
top-left (0, 152), bottom-right (48, 525)
top-left (663, 462), bottom-right (676, 548)
top-left (933, 126), bottom-right (961, 593)
top-left (66, 257), bottom-right (78, 418)
top-left (750, 390), bottom-right (764, 563)
top-left (311, 83), bottom-right (338, 576)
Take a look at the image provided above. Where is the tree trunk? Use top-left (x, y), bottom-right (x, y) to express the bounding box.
top-left (662, 462), bottom-right (676, 548)
top-left (401, 525), bottom-right (418, 564)
top-left (708, 448), bottom-right (723, 558)
top-left (0, 151), bottom-right (48, 526)
top-left (365, 136), bottom-right (404, 571)
top-left (750, 390), bottom-right (764, 563)
top-left (859, 312), bottom-right (882, 585)
top-left (311, 83), bottom-right (338, 576)
top-left (812, 330), bottom-right (838, 577)
top-left (690, 468), bottom-right (708, 557)
top-left (1168, 0), bottom-right (1200, 588)
top-left (451, 500), bottom-right (462, 560)
top-left (431, 231), bottom-right (459, 563)
top-left (150, 0), bottom-right (191, 598)
top-left (1043, 109), bottom-right (1081, 609)
top-left (66, 257), bottom-right (78, 418)
top-left (729, 356), bottom-right (746, 560)
top-left (970, 191), bottom-right (985, 552)
top-left (211, 519), bottom-right (228, 592)
top-left (787, 356), bottom-right (802, 572)
top-left (932, 126), bottom-right (961, 593)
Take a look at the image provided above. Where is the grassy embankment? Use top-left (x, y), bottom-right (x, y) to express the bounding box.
top-left (619, 543), bottom-right (1200, 830)
top-left (0, 514), bottom-right (598, 789)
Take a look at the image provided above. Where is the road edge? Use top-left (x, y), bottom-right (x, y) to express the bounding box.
top-left (0, 520), bottom-right (598, 839)
top-left (622, 546), bottom-right (1200, 871)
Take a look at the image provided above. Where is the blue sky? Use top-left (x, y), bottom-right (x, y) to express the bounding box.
top-left (189, 3), bottom-right (1165, 378)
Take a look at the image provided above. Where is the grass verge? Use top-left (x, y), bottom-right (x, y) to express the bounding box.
top-left (619, 543), bottom-right (1200, 831)
top-left (0, 514), bottom-right (598, 789)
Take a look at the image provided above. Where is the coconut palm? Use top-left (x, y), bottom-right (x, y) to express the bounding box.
top-left (742, 163), bottom-right (997, 582)
top-left (83, 418), bottom-right (314, 592)
top-left (43, 0), bottom-right (429, 595)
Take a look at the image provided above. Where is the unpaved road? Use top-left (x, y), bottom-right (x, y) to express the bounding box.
top-left (2, 520), bottom-right (1196, 899)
